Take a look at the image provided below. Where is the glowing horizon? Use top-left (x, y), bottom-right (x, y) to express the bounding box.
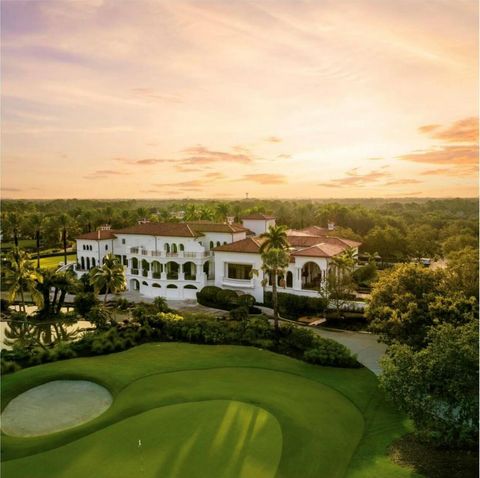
top-left (1, 0), bottom-right (478, 199)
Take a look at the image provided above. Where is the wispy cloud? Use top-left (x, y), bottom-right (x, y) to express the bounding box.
top-left (398, 145), bottom-right (478, 165)
top-left (264, 136), bottom-right (282, 143)
top-left (384, 178), bottom-right (422, 186)
top-left (319, 168), bottom-right (390, 188)
top-left (420, 166), bottom-right (478, 177)
top-left (419, 117), bottom-right (478, 143)
top-left (131, 88), bottom-right (183, 103)
top-left (239, 174), bottom-right (287, 184)
top-left (84, 170), bottom-right (129, 179)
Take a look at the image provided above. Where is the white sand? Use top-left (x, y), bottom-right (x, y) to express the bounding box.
top-left (1, 380), bottom-right (112, 437)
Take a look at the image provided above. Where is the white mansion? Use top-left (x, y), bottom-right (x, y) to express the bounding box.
top-left (75, 214), bottom-right (360, 302)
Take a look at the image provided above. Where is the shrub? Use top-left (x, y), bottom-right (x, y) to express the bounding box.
top-left (87, 305), bottom-right (113, 329)
top-left (114, 297), bottom-right (133, 310)
top-left (74, 292), bottom-right (99, 317)
top-left (1, 358), bottom-right (21, 374)
top-left (304, 339), bottom-right (360, 368)
top-left (153, 297), bottom-right (170, 313)
top-left (229, 306), bottom-right (249, 322)
top-left (264, 291), bottom-right (328, 319)
top-left (197, 286), bottom-right (239, 310)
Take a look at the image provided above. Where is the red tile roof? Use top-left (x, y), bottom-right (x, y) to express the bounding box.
top-left (213, 237), bottom-right (266, 253)
top-left (113, 223), bottom-right (202, 237)
top-left (77, 230), bottom-right (117, 240)
top-left (291, 243), bottom-right (346, 258)
top-left (241, 213), bottom-right (276, 220)
top-left (186, 221), bottom-right (251, 234)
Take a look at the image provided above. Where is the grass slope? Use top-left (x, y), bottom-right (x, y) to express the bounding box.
top-left (1, 343), bottom-right (421, 478)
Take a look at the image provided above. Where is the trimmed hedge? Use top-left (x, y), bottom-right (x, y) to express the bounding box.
top-left (2, 311), bottom-right (360, 371)
top-left (264, 291), bottom-right (328, 319)
top-left (197, 286), bottom-right (259, 313)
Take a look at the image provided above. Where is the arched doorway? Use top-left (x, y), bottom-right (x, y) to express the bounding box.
top-left (301, 262), bottom-right (322, 290)
top-left (129, 278), bottom-right (140, 291)
top-left (151, 261), bottom-right (162, 279)
top-left (166, 262), bottom-right (179, 280)
top-left (183, 262), bottom-right (196, 280)
top-left (286, 271), bottom-right (293, 288)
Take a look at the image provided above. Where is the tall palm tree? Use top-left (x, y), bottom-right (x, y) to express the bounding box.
top-left (199, 206), bottom-right (215, 221)
top-left (6, 211), bottom-right (22, 248)
top-left (29, 213), bottom-right (44, 268)
top-left (89, 253), bottom-right (126, 304)
top-left (5, 250), bottom-right (43, 312)
top-left (259, 224), bottom-right (289, 253)
top-left (57, 214), bottom-right (71, 266)
top-left (261, 248), bottom-right (290, 333)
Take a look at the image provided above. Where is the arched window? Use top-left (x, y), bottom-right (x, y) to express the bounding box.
top-left (223, 241), bottom-right (228, 245)
top-left (81, 257), bottom-right (85, 269)
top-left (209, 241), bottom-right (214, 249)
top-left (164, 243), bottom-right (170, 253)
top-left (167, 284), bottom-right (178, 289)
top-left (131, 257), bottom-right (139, 269)
top-left (86, 257), bottom-right (91, 269)
top-left (179, 244), bottom-right (184, 251)
top-left (183, 262), bottom-right (196, 280)
top-left (152, 283), bottom-right (161, 288)
top-left (151, 261), bottom-right (162, 278)
top-left (286, 271), bottom-right (293, 288)
top-left (166, 262), bottom-right (179, 280)
top-left (184, 285), bottom-right (197, 289)
top-left (92, 258), bottom-right (96, 267)
top-left (142, 281), bottom-right (148, 287)
top-left (216, 241), bottom-right (221, 247)
top-left (172, 243), bottom-right (178, 253)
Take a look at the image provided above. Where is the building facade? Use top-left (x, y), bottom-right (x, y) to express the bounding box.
top-left (75, 216), bottom-right (360, 302)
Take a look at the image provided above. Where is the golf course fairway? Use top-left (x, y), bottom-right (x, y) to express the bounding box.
top-left (1, 343), bottom-right (419, 478)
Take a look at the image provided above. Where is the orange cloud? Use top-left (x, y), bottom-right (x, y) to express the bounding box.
top-left (420, 166), bottom-right (478, 177)
top-left (241, 174), bottom-right (287, 184)
top-left (264, 136), bottom-right (282, 143)
top-left (319, 169), bottom-right (390, 187)
top-left (181, 145), bottom-right (254, 165)
top-left (384, 178), bottom-right (422, 186)
top-left (426, 117), bottom-right (478, 143)
top-left (398, 145), bottom-right (478, 165)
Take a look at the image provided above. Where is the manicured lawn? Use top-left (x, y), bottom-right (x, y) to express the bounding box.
top-left (36, 254), bottom-right (76, 270)
top-left (1, 343), bottom-right (420, 478)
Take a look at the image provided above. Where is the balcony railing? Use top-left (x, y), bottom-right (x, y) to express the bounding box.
top-left (152, 272), bottom-right (161, 279)
top-left (130, 247), bottom-right (139, 254)
top-left (221, 276), bottom-right (254, 288)
top-left (167, 272), bottom-right (179, 280)
top-left (151, 251), bottom-right (162, 257)
top-left (142, 270), bottom-right (149, 277)
top-left (131, 269), bottom-right (139, 275)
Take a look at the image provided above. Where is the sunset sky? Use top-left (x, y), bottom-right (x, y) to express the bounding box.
top-left (1, 0), bottom-right (478, 199)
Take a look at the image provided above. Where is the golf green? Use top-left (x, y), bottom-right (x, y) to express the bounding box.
top-left (1, 343), bottom-right (418, 478)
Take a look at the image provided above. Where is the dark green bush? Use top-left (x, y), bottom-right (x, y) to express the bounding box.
top-left (304, 339), bottom-right (360, 368)
top-left (74, 292), bottom-right (99, 317)
top-left (1, 358), bottom-right (21, 374)
top-left (197, 287), bottom-right (257, 312)
top-left (229, 306), bottom-right (249, 322)
top-left (264, 291), bottom-right (328, 319)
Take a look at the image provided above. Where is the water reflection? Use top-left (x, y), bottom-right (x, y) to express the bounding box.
top-left (1, 319), bottom-right (93, 350)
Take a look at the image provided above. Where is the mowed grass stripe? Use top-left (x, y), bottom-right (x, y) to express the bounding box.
top-left (1, 343), bottom-right (416, 478)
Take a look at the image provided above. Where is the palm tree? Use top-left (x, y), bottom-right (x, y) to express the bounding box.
top-left (57, 214), bottom-right (71, 266)
top-left (184, 204), bottom-right (198, 221)
top-left (29, 213), bottom-right (44, 268)
top-left (5, 250), bottom-right (43, 312)
top-left (215, 203), bottom-right (230, 222)
top-left (261, 248), bottom-right (290, 333)
top-left (89, 253), bottom-right (126, 304)
top-left (5, 211), bottom-right (22, 248)
top-left (199, 206), bottom-right (215, 221)
top-left (259, 224), bottom-right (289, 253)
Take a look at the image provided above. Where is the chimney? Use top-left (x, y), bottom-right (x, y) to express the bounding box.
top-left (226, 215), bottom-right (235, 225)
top-left (99, 224), bottom-right (111, 231)
top-left (137, 218), bottom-right (150, 224)
top-left (327, 221), bottom-right (335, 231)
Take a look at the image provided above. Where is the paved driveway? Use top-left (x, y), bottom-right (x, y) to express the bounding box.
top-left (258, 306), bottom-right (386, 375)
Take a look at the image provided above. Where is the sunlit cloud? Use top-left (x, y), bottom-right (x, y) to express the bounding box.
top-left (264, 136), bottom-right (282, 143)
top-left (239, 173), bottom-right (287, 184)
top-left (384, 178), bottom-right (422, 186)
top-left (419, 117), bottom-right (478, 143)
top-left (319, 169), bottom-right (390, 188)
top-left (398, 145), bottom-right (478, 165)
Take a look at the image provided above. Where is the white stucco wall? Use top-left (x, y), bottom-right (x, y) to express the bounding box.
top-left (241, 219), bottom-right (275, 236)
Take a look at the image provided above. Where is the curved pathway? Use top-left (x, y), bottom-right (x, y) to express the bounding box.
top-left (258, 306), bottom-right (386, 375)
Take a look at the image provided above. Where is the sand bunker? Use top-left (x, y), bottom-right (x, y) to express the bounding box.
top-left (1, 380), bottom-right (112, 437)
